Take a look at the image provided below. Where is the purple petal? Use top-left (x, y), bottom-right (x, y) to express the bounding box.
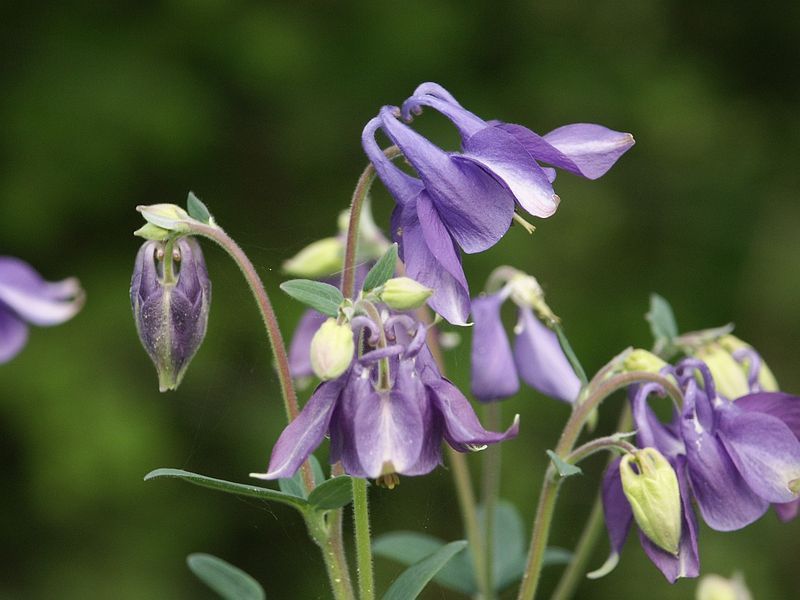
top-left (681, 388), bottom-right (768, 530)
top-left (379, 106), bottom-right (514, 254)
top-left (410, 83), bottom-right (463, 106)
top-left (252, 377), bottom-right (344, 480)
top-left (353, 374), bottom-right (425, 479)
top-left (0, 308), bottom-right (29, 363)
top-left (639, 457), bottom-right (700, 582)
top-left (288, 310), bottom-right (327, 379)
top-left (329, 367), bottom-right (368, 478)
top-left (736, 392), bottom-right (800, 439)
top-left (401, 93), bottom-right (486, 138)
top-left (775, 499), bottom-right (799, 522)
top-left (0, 257), bottom-right (83, 326)
top-left (717, 402), bottom-right (800, 504)
top-left (457, 126), bottom-right (561, 218)
top-left (601, 459), bottom-right (633, 557)
top-left (426, 375), bottom-right (519, 451)
top-left (470, 293), bottom-right (519, 401)
top-left (513, 307), bottom-right (581, 403)
top-left (631, 383), bottom-right (685, 459)
top-left (394, 197), bottom-right (471, 325)
top-left (362, 116), bottom-right (424, 206)
top-left (396, 359), bottom-right (443, 476)
top-left (543, 124), bottom-right (635, 179)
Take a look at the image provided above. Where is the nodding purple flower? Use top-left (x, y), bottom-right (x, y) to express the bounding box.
top-left (470, 271), bottom-right (581, 403)
top-left (0, 256), bottom-right (84, 363)
top-left (362, 83), bottom-right (634, 324)
top-left (130, 238), bottom-right (211, 392)
top-left (252, 314), bottom-right (519, 483)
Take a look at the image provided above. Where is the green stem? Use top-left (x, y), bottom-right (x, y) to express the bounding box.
top-left (340, 146), bottom-right (401, 300)
top-left (481, 403), bottom-right (503, 600)
top-left (307, 515), bottom-right (356, 600)
top-left (352, 478), bottom-right (374, 600)
top-left (516, 371), bottom-right (681, 600)
top-left (549, 405), bottom-right (632, 600)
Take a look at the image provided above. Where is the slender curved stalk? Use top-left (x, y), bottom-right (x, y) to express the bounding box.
top-left (352, 478), bottom-right (374, 600)
top-left (550, 406), bottom-right (632, 600)
top-left (516, 371), bottom-right (681, 600)
top-left (187, 222), bottom-right (356, 599)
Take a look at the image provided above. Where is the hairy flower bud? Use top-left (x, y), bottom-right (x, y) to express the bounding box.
top-left (137, 203), bottom-right (192, 232)
top-left (696, 573), bottom-right (752, 600)
top-left (130, 238), bottom-right (211, 391)
top-left (695, 342), bottom-right (751, 399)
top-left (310, 318), bottom-right (354, 380)
top-left (620, 447), bottom-right (682, 555)
top-left (624, 349), bottom-right (668, 374)
top-left (283, 237), bottom-right (344, 278)
top-left (379, 277), bottom-right (433, 310)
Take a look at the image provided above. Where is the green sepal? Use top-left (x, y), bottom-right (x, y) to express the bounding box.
top-left (280, 279), bottom-right (344, 317)
top-left (546, 450), bottom-right (583, 478)
top-left (278, 455), bottom-right (326, 499)
top-left (134, 222), bottom-right (172, 241)
top-left (362, 243), bottom-right (398, 292)
top-left (381, 540), bottom-right (468, 600)
top-left (187, 553), bottom-right (265, 600)
top-left (187, 191), bottom-right (213, 224)
top-left (144, 468), bottom-right (310, 511)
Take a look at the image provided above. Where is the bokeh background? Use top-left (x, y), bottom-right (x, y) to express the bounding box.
top-left (2, 1), bottom-right (799, 598)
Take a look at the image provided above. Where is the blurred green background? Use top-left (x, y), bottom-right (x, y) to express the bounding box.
top-left (2, 1), bottom-right (799, 598)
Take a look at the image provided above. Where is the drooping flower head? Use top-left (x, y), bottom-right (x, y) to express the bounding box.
top-left (130, 237), bottom-right (211, 392)
top-left (252, 311), bottom-right (519, 484)
top-left (0, 256), bottom-right (84, 363)
top-left (363, 83), bottom-right (635, 324)
top-left (470, 267), bottom-right (581, 403)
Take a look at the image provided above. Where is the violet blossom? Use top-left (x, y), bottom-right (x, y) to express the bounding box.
top-left (0, 256), bottom-right (84, 363)
top-left (253, 314), bottom-right (519, 482)
top-left (362, 83), bottom-right (634, 324)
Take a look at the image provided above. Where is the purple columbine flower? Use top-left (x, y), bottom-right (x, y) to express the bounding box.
top-left (362, 83), bottom-right (634, 324)
top-left (130, 238), bottom-right (211, 392)
top-left (0, 256), bottom-right (84, 363)
top-left (470, 271), bottom-right (581, 403)
top-left (252, 314), bottom-right (519, 482)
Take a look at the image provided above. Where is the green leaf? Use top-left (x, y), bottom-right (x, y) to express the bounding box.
top-left (646, 293), bottom-right (678, 354)
top-left (362, 243), bottom-right (398, 291)
top-left (546, 450), bottom-right (583, 478)
top-left (280, 279), bottom-right (344, 317)
top-left (279, 455), bottom-right (326, 499)
top-left (187, 553), bottom-right (265, 600)
top-left (144, 468), bottom-right (309, 511)
top-left (307, 476), bottom-right (355, 510)
top-left (553, 322), bottom-right (589, 386)
top-left (187, 191), bottom-right (212, 224)
top-left (374, 533), bottom-right (473, 595)
top-left (382, 540), bottom-right (468, 600)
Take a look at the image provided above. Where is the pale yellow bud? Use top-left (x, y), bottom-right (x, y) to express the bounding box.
top-left (310, 319), bottom-right (354, 380)
top-left (379, 277), bottom-right (433, 310)
top-left (696, 573), bottom-right (752, 600)
top-left (719, 335), bottom-right (779, 392)
top-left (696, 343), bottom-right (751, 399)
top-left (620, 448), bottom-right (682, 555)
top-left (137, 204), bottom-right (192, 232)
top-left (283, 237), bottom-right (344, 278)
top-left (624, 349), bottom-right (669, 374)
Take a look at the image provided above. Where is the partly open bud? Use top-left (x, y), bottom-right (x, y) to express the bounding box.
top-left (130, 238), bottom-right (211, 391)
top-left (624, 349), bottom-right (668, 374)
top-left (620, 447), bottom-right (682, 555)
top-left (310, 318), bottom-right (354, 380)
top-left (379, 277), bottom-right (433, 310)
top-left (137, 204), bottom-right (192, 233)
top-left (283, 237), bottom-right (344, 278)
top-left (719, 334), bottom-right (779, 392)
top-left (695, 342), bottom-right (751, 399)
top-left (696, 573), bottom-right (752, 600)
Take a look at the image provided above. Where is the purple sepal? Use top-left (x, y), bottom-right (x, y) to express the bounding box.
top-left (470, 293), bottom-right (519, 401)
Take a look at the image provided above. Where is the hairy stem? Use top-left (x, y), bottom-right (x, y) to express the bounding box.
top-left (517, 371), bottom-right (681, 600)
top-left (352, 478), bottom-right (374, 600)
top-left (307, 515), bottom-right (357, 600)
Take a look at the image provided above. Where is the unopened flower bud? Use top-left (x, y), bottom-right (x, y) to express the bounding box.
top-left (130, 238), bottom-right (211, 392)
top-left (137, 204), bottom-right (192, 232)
top-left (696, 573), bottom-right (752, 600)
top-left (719, 334), bottom-right (779, 392)
top-left (620, 447), bottom-right (682, 555)
top-left (283, 237), bottom-right (344, 278)
top-left (695, 342), bottom-right (751, 400)
top-left (310, 318), bottom-right (354, 380)
top-left (379, 277), bottom-right (433, 310)
top-left (624, 349), bottom-right (668, 374)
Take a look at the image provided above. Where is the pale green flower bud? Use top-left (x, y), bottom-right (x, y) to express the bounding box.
top-left (134, 223), bottom-right (172, 241)
top-left (379, 277), bottom-right (433, 310)
top-left (310, 318), bottom-right (354, 380)
top-left (137, 204), bottom-right (192, 232)
top-left (696, 573), bottom-right (752, 600)
top-left (283, 237), bottom-right (344, 278)
top-left (719, 334), bottom-right (779, 392)
top-left (695, 342), bottom-right (751, 399)
top-left (624, 349), bottom-right (669, 374)
top-left (620, 447), bottom-right (682, 555)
